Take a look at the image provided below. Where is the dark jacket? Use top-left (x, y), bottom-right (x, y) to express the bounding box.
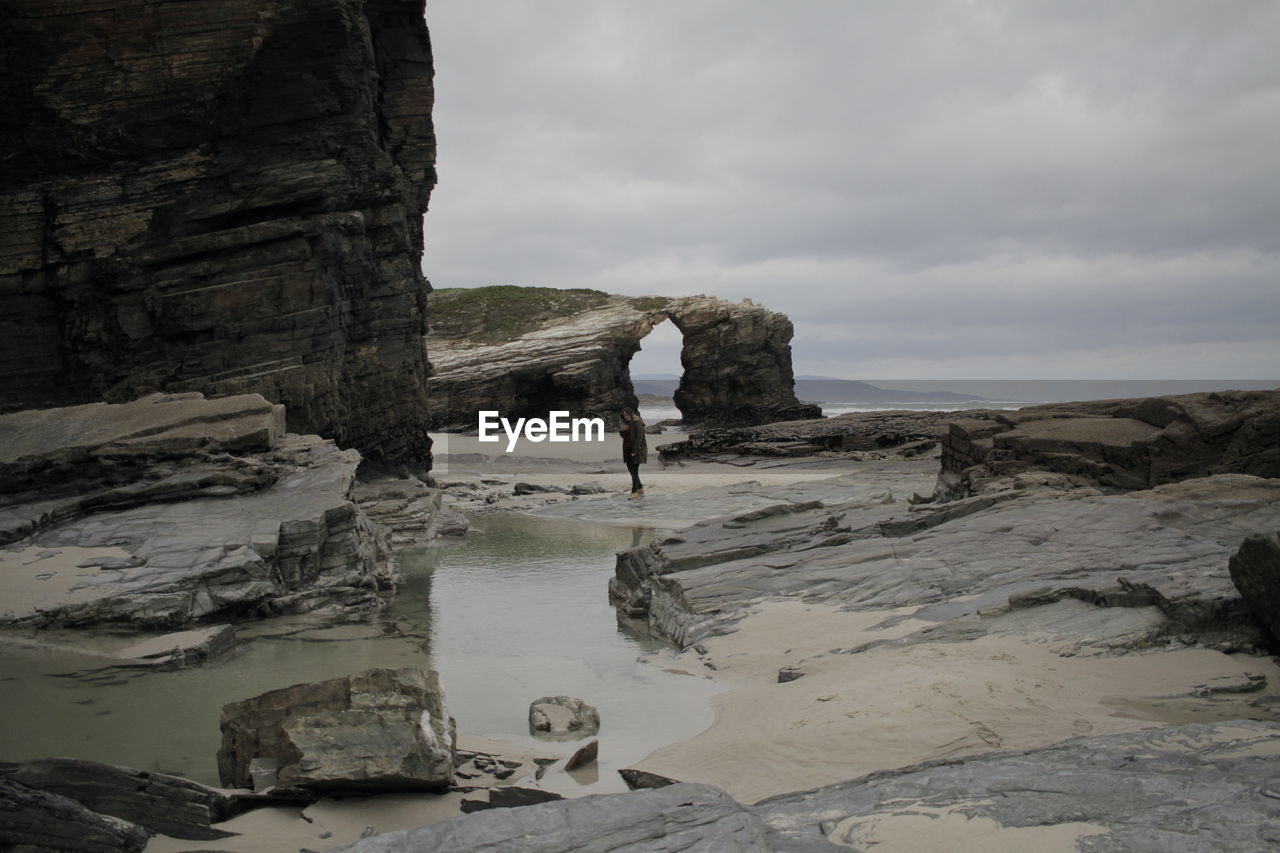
top-left (621, 419), bottom-right (648, 463)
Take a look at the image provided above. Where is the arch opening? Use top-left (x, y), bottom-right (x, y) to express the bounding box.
top-left (624, 317), bottom-right (686, 425)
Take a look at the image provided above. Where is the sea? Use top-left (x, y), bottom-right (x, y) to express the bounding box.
top-left (633, 379), bottom-right (1279, 424)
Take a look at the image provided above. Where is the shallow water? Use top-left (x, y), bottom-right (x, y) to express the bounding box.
top-left (0, 514), bottom-right (719, 793)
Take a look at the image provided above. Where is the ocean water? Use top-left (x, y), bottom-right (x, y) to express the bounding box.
top-left (635, 379), bottom-right (1277, 424)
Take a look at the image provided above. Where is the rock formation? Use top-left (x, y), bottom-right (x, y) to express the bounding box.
top-left (427, 287), bottom-right (820, 430)
top-left (217, 667), bottom-right (455, 793)
top-left (657, 409), bottom-right (950, 459)
top-left (940, 389), bottom-right (1280, 498)
top-left (0, 392), bottom-right (397, 627)
top-left (332, 782), bottom-right (771, 852)
top-left (0, 0), bottom-right (436, 466)
top-left (1229, 531), bottom-right (1280, 644)
top-left (0, 758), bottom-right (243, 843)
top-left (609, 469), bottom-right (1280, 650)
top-left (527, 696), bottom-right (600, 739)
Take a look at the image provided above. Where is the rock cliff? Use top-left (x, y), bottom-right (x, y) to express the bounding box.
top-left (427, 287), bottom-right (820, 430)
top-left (0, 0), bottom-right (436, 466)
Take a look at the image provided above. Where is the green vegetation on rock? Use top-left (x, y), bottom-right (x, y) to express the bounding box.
top-left (430, 286), bottom-right (672, 344)
top-left (430, 286), bottom-right (612, 343)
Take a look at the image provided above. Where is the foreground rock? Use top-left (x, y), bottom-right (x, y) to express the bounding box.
top-left (0, 0), bottom-right (436, 466)
top-left (331, 782), bottom-right (771, 852)
top-left (218, 667), bottom-right (454, 793)
top-left (0, 776), bottom-right (150, 853)
top-left (428, 287), bottom-right (819, 430)
top-left (941, 389), bottom-right (1280, 497)
top-left (1229, 530), bottom-right (1280, 643)
top-left (0, 758), bottom-right (241, 843)
top-left (0, 392), bottom-right (396, 627)
top-left (755, 721), bottom-right (1280, 852)
top-left (611, 469), bottom-right (1280, 649)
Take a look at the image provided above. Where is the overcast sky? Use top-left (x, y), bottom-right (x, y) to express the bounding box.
top-left (423, 1), bottom-right (1279, 379)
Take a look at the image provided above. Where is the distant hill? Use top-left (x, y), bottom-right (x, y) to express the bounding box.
top-left (632, 378), bottom-right (988, 404)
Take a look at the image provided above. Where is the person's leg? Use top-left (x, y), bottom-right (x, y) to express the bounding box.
top-left (627, 458), bottom-right (643, 494)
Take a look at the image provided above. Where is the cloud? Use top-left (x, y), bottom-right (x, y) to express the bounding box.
top-left (423, 0), bottom-right (1280, 378)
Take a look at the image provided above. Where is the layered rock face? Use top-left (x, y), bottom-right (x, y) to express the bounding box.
top-left (940, 390), bottom-right (1280, 497)
top-left (0, 0), bottom-right (436, 466)
top-left (427, 288), bottom-right (819, 430)
top-left (0, 392), bottom-right (397, 627)
top-left (217, 667), bottom-right (454, 793)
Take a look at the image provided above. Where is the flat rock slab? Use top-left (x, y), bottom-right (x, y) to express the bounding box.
top-left (755, 721), bottom-right (1280, 853)
top-left (614, 472), bottom-right (1280, 648)
top-left (328, 782), bottom-right (771, 852)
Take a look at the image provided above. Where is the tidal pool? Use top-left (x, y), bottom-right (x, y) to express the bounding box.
top-left (0, 514), bottom-right (719, 794)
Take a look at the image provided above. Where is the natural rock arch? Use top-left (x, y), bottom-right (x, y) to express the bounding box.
top-left (427, 289), bottom-right (820, 430)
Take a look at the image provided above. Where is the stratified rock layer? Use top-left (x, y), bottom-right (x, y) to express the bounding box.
top-left (330, 782), bottom-right (771, 852)
top-left (217, 667), bottom-right (454, 793)
top-left (428, 290), bottom-right (819, 430)
top-left (0, 392), bottom-right (397, 627)
top-left (755, 721), bottom-right (1280, 853)
top-left (0, 0), bottom-right (436, 466)
top-left (610, 469), bottom-right (1280, 649)
top-left (941, 390), bottom-right (1280, 496)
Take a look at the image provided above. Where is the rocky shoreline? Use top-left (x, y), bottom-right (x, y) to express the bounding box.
top-left (2, 391), bottom-right (1279, 851)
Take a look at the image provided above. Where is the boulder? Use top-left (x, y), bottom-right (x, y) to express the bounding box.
top-left (1228, 531), bottom-right (1280, 643)
top-left (218, 668), bottom-right (454, 793)
top-left (528, 696), bottom-right (600, 738)
top-left (330, 783), bottom-right (770, 852)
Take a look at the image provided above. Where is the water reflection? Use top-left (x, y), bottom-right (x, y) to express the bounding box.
top-left (0, 514), bottom-right (718, 793)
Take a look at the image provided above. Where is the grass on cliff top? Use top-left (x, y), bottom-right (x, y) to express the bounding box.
top-left (431, 285), bottom-right (667, 343)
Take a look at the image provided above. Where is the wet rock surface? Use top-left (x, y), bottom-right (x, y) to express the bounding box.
top-left (609, 468), bottom-right (1280, 649)
top-left (329, 782), bottom-right (772, 852)
top-left (0, 758), bottom-right (241, 842)
top-left (218, 667), bottom-right (454, 793)
top-left (0, 393), bottom-right (396, 628)
top-left (428, 290), bottom-right (818, 430)
top-left (0, 0), bottom-right (437, 466)
top-left (754, 721), bottom-right (1280, 853)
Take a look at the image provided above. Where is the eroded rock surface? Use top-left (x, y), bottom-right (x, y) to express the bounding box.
top-left (610, 469), bottom-right (1280, 650)
top-left (329, 782), bottom-right (771, 852)
top-left (218, 667), bottom-right (454, 793)
top-left (0, 393), bottom-right (396, 627)
top-left (0, 758), bottom-right (241, 842)
top-left (428, 288), bottom-right (819, 430)
top-left (657, 410), bottom-right (952, 460)
top-left (941, 389), bottom-right (1280, 497)
top-left (0, 0), bottom-right (436, 466)
top-left (528, 696), bottom-right (601, 739)
top-left (755, 721), bottom-right (1280, 853)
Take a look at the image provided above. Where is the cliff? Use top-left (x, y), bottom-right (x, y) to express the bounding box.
top-left (0, 0), bottom-right (436, 466)
top-left (428, 287), bottom-right (821, 430)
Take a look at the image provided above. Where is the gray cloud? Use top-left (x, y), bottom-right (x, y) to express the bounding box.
top-left (424, 0), bottom-right (1280, 378)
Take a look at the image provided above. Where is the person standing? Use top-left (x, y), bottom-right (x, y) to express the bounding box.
top-left (619, 407), bottom-right (647, 499)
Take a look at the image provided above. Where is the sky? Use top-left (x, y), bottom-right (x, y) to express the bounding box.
top-left (422, 1), bottom-right (1280, 380)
